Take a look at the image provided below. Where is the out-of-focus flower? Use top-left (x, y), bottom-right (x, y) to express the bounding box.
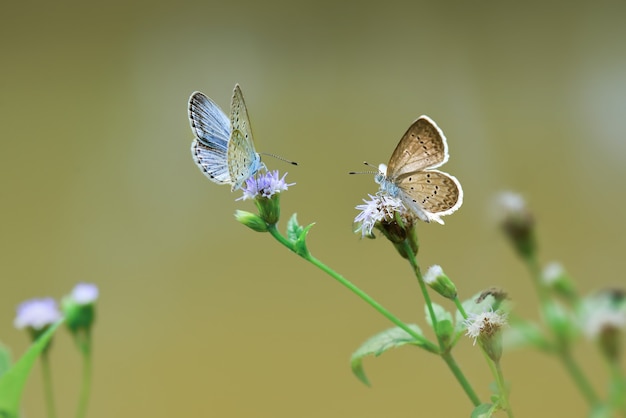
top-left (14, 298), bottom-right (61, 330)
top-left (492, 191), bottom-right (536, 259)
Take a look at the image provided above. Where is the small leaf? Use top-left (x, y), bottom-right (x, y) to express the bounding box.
top-left (426, 303), bottom-right (453, 326)
top-left (0, 320), bottom-right (63, 416)
top-left (471, 403), bottom-right (496, 418)
top-left (286, 213), bottom-right (303, 242)
top-left (351, 324), bottom-right (429, 386)
top-left (425, 303), bottom-right (454, 346)
top-left (294, 223), bottom-right (314, 257)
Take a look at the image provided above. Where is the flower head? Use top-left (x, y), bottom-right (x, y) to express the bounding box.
top-left (63, 283), bottom-right (99, 336)
top-left (14, 298), bottom-right (62, 331)
top-left (492, 191), bottom-right (536, 259)
top-left (580, 289), bottom-right (626, 361)
top-left (354, 194), bottom-right (410, 238)
top-left (354, 193), bottom-right (419, 258)
top-left (239, 170), bottom-right (294, 201)
top-left (541, 262), bottom-right (578, 302)
top-left (465, 310), bottom-right (508, 362)
top-left (465, 310), bottom-right (508, 343)
top-left (70, 283), bottom-right (99, 305)
top-left (237, 171), bottom-right (294, 225)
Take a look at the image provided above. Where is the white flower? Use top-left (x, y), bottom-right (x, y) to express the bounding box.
top-left (464, 310), bottom-right (508, 344)
top-left (492, 191), bottom-right (527, 220)
top-left (424, 265), bottom-right (444, 285)
top-left (71, 283), bottom-right (99, 305)
top-left (583, 309), bottom-right (626, 340)
top-left (542, 262), bottom-right (565, 285)
top-left (14, 298), bottom-right (62, 330)
top-left (580, 291), bottom-right (626, 340)
top-left (354, 194), bottom-right (407, 238)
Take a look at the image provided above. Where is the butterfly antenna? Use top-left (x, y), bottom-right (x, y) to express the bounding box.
top-left (260, 152), bottom-right (298, 166)
top-left (349, 161), bottom-right (378, 175)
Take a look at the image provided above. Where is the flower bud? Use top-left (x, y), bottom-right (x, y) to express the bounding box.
top-left (235, 210), bottom-right (268, 232)
top-left (424, 265), bottom-right (457, 300)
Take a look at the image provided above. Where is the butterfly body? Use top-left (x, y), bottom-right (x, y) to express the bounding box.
top-left (376, 115), bottom-right (463, 224)
top-left (189, 84), bottom-right (265, 191)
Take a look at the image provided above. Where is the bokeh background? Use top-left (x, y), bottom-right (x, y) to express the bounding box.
top-left (2, 0), bottom-right (626, 416)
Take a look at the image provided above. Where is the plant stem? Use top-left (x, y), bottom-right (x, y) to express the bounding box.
top-left (441, 351), bottom-right (481, 407)
top-left (606, 358), bottom-right (626, 417)
top-left (266, 224), bottom-right (438, 353)
top-left (400, 240), bottom-right (442, 348)
top-left (454, 297), bottom-right (468, 319)
top-left (560, 349), bottom-right (600, 406)
top-left (525, 254), bottom-right (600, 406)
top-left (75, 335), bottom-right (92, 418)
top-left (41, 350), bottom-right (57, 418)
top-left (266, 223), bottom-right (481, 406)
top-left (494, 360), bottom-right (514, 418)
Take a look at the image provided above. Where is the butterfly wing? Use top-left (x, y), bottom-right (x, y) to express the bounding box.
top-left (396, 169), bottom-right (463, 224)
top-left (188, 92), bottom-right (232, 185)
top-left (228, 84), bottom-right (263, 190)
top-left (386, 115), bottom-right (449, 179)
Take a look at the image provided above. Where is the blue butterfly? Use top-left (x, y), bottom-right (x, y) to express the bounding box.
top-left (189, 84), bottom-right (265, 191)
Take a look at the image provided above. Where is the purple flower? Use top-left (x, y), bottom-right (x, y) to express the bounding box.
top-left (14, 298), bottom-right (62, 330)
top-left (71, 283), bottom-right (99, 305)
top-left (239, 171), bottom-right (294, 201)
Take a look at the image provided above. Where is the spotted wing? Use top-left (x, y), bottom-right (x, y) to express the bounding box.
top-left (386, 116), bottom-right (449, 179)
top-left (396, 169), bottom-right (463, 224)
top-left (188, 92), bottom-right (232, 185)
top-left (227, 84), bottom-right (263, 190)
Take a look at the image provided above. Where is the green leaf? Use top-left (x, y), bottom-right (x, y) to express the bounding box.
top-left (425, 303), bottom-right (454, 347)
top-left (351, 324), bottom-right (428, 386)
top-left (294, 223), bottom-right (314, 257)
top-left (471, 403), bottom-right (496, 418)
top-left (286, 213), bottom-right (303, 242)
top-left (0, 343), bottom-right (11, 378)
top-left (0, 320), bottom-right (63, 417)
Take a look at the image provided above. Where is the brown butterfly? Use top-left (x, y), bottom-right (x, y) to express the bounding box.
top-left (375, 116), bottom-right (463, 224)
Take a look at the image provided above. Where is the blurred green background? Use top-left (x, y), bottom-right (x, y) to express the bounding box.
top-left (2, 0), bottom-right (626, 416)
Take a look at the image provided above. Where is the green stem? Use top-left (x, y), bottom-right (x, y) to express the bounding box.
top-left (266, 224), bottom-right (438, 353)
top-left (525, 255), bottom-right (549, 304)
top-left (494, 360), bottom-right (514, 418)
top-left (75, 335), bottom-right (92, 418)
top-left (560, 348), bottom-right (600, 406)
top-left (266, 223), bottom-right (481, 406)
top-left (400, 240), bottom-right (442, 348)
top-left (607, 359), bottom-right (626, 417)
top-left (41, 350), bottom-right (57, 418)
top-left (525, 255), bottom-right (600, 406)
top-left (441, 352), bottom-right (481, 407)
top-left (454, 297), bottom-right (468, 319)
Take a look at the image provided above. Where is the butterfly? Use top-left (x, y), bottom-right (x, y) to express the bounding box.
top-left (188, 84), bottom-right (265, 191)
top-left (375, 115), bottom-right (463, 224)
